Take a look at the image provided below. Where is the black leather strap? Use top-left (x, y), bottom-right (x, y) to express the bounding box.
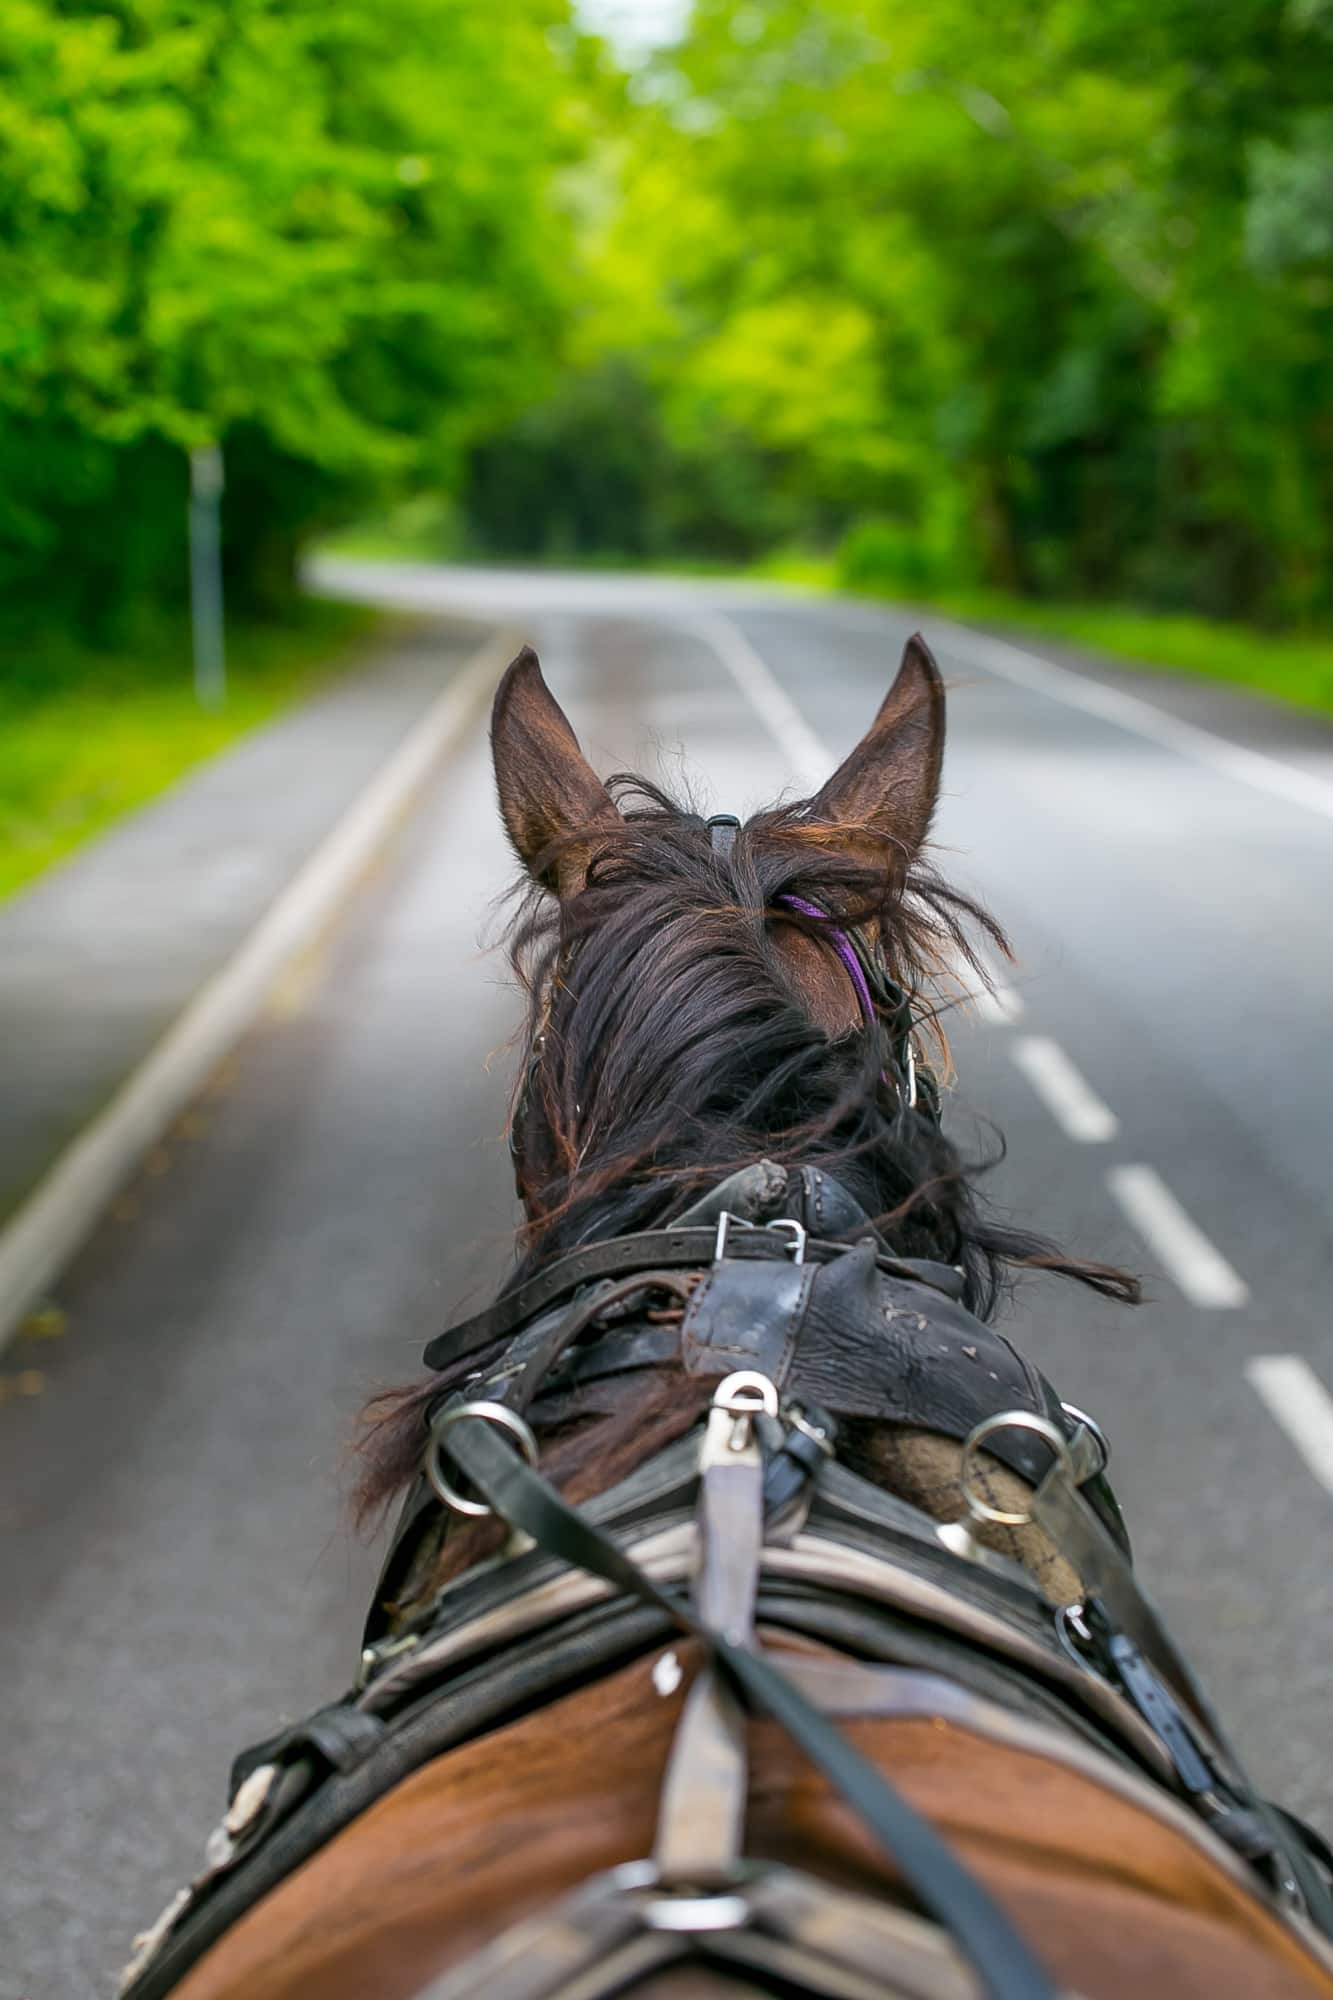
top-left (437, 1409), bottom-right (1058, 2000)
top-left (761, 1406), bottom-right (837, 1522)
top-left (422, 1227), bottom-right (962, 1375)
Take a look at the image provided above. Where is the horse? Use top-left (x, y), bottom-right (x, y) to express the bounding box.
top-left (120, 636), bottom-right (1333, 2000)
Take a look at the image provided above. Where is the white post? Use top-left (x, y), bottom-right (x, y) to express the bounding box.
top-left (189, 444), bottom-right (226, 707)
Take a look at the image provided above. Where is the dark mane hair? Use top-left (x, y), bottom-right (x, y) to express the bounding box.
top-left (355, 774), bottom-right (1138, 1523)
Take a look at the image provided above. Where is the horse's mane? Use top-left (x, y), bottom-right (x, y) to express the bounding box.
top-left (355, 774), bottom-right (1138, 1520)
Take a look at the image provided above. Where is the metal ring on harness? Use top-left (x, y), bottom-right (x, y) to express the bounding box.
top-left (426, 1401), bottom-right (539, 1518)
top-left (959, 1409), bottom-right (1076, 1528)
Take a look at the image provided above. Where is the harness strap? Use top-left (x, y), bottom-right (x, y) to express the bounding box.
top-left (422, 1225), bottom-right (964, 1376)
top-left (410, 1862), bottom-right (982, 2000)
top-left (436, 1405), bottom-right (1060, 2000)
top-left (652, 1385), bottom-right (766, 1884)
top-left (1028, 1449), bottom-right (1333, 1931)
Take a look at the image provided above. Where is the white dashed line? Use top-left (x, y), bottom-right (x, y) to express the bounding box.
top-left (691, 612), bottom-right (829, 792)
top-left (1012, 1037), bottom-right (1118, 1143)
top-left (1245, 1356), bottom-right (1333, 1499)
top-left (971, 974), bottom-right (1025, 1025)
top-left (1106, 1164), bottom-right (1249, 1308)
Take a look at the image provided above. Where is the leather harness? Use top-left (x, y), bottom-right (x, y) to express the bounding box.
top-left (116, 845), bottom-right (1333, 1995)
top-left (119, 1164), bottom-right (1333, 2000)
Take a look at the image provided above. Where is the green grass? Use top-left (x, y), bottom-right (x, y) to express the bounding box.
top-left (758, 553), bottom-right (1333, 719)
top-left (0, 597), bottom-right (381, 903)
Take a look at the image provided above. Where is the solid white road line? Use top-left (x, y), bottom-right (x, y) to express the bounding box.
top-left (690, 611), bottom-right (830, 792)
top-left (1106, 1163), bottom-right (1250, 1308)
top-left (1245, 1356), bottom-right (1333, 1500)
top-left (924, 616), bottom-right (1333, 826)
top-left (1012, 1037), bottom-right (1118, 1142)
top-left (0, 626), bottom-right (515, 1351)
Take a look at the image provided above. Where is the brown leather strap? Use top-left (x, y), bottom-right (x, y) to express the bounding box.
top-left (409, 1860), bottom-right (980, 2000)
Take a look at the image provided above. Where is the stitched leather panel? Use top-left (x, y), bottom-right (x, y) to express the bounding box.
top-left (680, 1256), bottom-right (814, 1384)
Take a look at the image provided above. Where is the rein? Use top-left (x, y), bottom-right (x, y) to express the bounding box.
top-left (115, 811), bottom-right (1333, 2000)
top-left (117, 1177), bottom-right (1333, 2000)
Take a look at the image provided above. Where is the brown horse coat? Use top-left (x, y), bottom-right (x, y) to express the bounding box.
top-left (175, 1640), bottom-right (1333, 2000)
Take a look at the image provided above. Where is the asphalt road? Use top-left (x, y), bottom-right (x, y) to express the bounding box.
top-left (3, 569), bottom-right (1331, 1999)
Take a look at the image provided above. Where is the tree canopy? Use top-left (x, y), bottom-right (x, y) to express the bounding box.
top-left (475, 0), bottom-right (1333, 624)
top-left (3, 0), bottom-right (1330, 635)
top-left (0, 0), bottom-right (577, 626)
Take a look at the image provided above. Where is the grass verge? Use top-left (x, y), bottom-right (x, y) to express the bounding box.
top-left (760, 554), bottom-right (1333, 719)
top-left (0, 597), bottom-right (381, 904)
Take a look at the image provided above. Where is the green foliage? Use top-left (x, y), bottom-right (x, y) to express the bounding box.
top-left (0, 0), bottom-right (578, 631)
top-left (464, 359), bottom-right (804, 561)
top-left (467, 0), bottom-right (1333, 627)
top-left (7, 0), bottom-right (1332, 647)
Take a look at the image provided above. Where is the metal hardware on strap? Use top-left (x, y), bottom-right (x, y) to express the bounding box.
top-left (706, 812), bottom-right (741, 859)
top-left (422, 1220), bottom-right (968, 1375)
top-left (762, 1402), bottom-right (837, 1533)
top-left (959, 1411), bottom-right (1077, 1529)
top-left (710, 1368), bottom-right (780, 1457)
top-left (408, 1860), bottom-right (984, 2000)
top-left (426, 1402), bottom-right (538, 1518)
top-left (713, 1210), bottom-right (807, 1265)
top-left (1059, 1400), bottom-right (1110, 1475)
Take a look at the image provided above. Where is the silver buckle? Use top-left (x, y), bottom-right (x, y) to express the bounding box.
top-left (713, 1211), bottom-right (807, 1264)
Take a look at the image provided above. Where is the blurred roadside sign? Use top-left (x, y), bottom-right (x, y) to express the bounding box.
top-left (189, 444), bottom-right (226, 708)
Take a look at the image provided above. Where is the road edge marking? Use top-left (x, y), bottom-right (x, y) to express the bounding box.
top-left (914, 615), bottom-right (1333, 825)
top-left (1106, 1162), bottom-right (1249, 1309)
top-left (1246, 1356), bottom-right (1333, 1500)
top-left (0, 625), bottom-right (515, 1352)
top-left (1012, 1036), bottom-right (1118, 1143)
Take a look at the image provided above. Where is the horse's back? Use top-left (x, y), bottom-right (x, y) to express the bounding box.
top-left (172, 1645), bottom-right (1333, 2000)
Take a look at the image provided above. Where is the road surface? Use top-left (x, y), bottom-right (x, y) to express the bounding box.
top-left (2, 567), bottom-right (1331, 1998)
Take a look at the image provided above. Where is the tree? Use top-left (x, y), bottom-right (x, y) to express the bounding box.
top-left (477, 0), bottom-right (1333, 622)
top-left (0, 0), bottom-right (578, 628)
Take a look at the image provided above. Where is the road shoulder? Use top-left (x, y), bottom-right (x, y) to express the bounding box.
top-left (0, 615), bottom-right (509, 1348)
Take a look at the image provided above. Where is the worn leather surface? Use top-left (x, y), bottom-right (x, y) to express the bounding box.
top-left (680, 1255), bottom-right (815, 1381)
top-left (678, 1243), bottom-right (1051, 1491)
top-left (423, 1162), bottom-right (965, 1375)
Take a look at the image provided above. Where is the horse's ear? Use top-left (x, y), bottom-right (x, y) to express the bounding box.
top-left (490, 646), bottom-right (620, 894)
top-left (809, 633), bottom-right (944, 860)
